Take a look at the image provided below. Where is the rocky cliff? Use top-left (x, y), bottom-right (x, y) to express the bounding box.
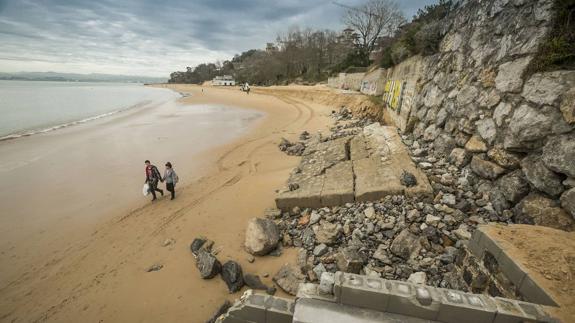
top-left (381, 0), bottom-right (574, 227)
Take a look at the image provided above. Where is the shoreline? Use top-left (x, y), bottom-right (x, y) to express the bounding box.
top-left (0, 84), bottom-right (333, 322)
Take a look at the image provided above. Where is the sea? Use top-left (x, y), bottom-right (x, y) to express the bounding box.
top-left (0, 80), bottom-right (178, 140)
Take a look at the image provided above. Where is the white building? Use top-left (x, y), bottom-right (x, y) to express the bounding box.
top-left (212, 75), bottom-right (236, 86)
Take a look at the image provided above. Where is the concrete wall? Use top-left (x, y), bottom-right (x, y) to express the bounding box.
top-left (360, 68), bottom-right (385, 96)
top-left (380, 55), bottom-right (425, 132)
top-left (342, 73), bottom-right (364, 91)
top-left (327, 73), bottom-right (344, 89)
top-left (295, 272), bottom-right (555, 323)
top-left (458, 226), bottom-right (558, 307)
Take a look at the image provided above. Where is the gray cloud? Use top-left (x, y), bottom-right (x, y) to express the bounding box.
top-left (0, 0), bottom-right (438, 77)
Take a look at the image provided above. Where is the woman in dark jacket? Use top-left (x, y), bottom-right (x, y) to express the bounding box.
top-left (145, 160), bottom-right (163, 201)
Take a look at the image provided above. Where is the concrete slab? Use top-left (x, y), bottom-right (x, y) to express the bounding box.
top-left (339, 274), bottom-right (391, 312)
top-left (276, 123), bottom-right (432, 209)
top-left (386, 281), bottom-right (441, 320)
top-left (436, 289), bottom-right (497, 323)
top-left (293, 298), bottom-right (440, 323)
top-left (266, 296), bottom-right (295, 323)
top-left (350, 135), bottom-right (369, 160)
top-left (492, 297), bottom-right (539, 323)
top-left (321, 161), bottom-right (355, 206)
top-left (519, 274), bottom-right (558, 306)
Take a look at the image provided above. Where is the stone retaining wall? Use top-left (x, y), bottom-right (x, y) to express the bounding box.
top-left (328, 0), bottom-right (575, 228)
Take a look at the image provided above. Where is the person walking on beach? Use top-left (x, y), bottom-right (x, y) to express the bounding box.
top-left (162, 162), bottom-right (179, 200)
top-left (144, 160), bottom-right (163, 201)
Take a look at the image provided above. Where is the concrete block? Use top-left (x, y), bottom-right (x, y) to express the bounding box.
top-left (493, 297), bottom-right (538, 323)
top-left (333, 271), bottom-right (344, 301)
top-left (518, 274), bottom-right (558, 306)
top-left (467, 242), bottom-right (484, 260)
top-left (228, 294), bottom-right (267, 322)
top-left (437, 289), bottom-right (497, 323)
top-left (339, 273), bottom-right (390, 312)
top-left (515, 299), bottom-right (555, 322)
top-left (478, 233), bottom-right (503, 260)
top-left (296, 283), bottom-right (337, 303)
top-left (496, 249), bottom-right (526, 288)
top-left (266, 296), bottom-right (295, 323)
top-left (293, 297), bottom-right (440, 323)
top-left (387, 282), bottom-right (441, 320)
top-left (221, 315), bottom-right (256, 323)
top-left (468, 229), bottom-right (485, 258)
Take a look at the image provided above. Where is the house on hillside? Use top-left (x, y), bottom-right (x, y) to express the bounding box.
top-left (212, 75), bottom-right (236, 86)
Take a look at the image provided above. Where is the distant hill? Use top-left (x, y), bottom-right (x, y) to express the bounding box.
top-left (0, 72), bottom-right (167, 84)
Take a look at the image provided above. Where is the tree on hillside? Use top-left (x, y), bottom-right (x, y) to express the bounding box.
top-left (342, 0), bottom-right (405, 64)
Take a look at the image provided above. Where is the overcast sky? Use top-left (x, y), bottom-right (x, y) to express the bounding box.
top-left (0, 0), bottom-right (437, 77)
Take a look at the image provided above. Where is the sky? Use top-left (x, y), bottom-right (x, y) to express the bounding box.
top-left (0, 0), bottom-right (437, 77)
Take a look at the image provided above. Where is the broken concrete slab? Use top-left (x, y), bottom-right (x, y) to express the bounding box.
top-left (277, 123), bottom-right (432, 209)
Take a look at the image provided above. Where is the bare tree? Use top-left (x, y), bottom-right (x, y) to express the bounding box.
top-left (342, 0), bottom-right (405, 54)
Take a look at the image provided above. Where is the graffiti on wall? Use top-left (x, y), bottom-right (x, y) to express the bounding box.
top-left (383, 80), bottom-right (406, 112)
top-left (360, 80), bottom-right (378, 94)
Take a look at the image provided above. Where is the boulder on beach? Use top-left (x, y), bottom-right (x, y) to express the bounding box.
top-left (221, 261), bottom-right (244, 293)
top-left (244, 218), bottom-right (280, 256)
top-left (196, 250), bottom-right (221, 279)
top-left (190, 237), bottom-right (214, 257)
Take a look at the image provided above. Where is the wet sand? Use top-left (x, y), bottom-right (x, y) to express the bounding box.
top-left (0, 84), bottom-right (333, 322)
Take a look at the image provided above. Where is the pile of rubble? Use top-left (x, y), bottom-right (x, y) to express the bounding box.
top-left (267, 108), bottom-right (545, 294)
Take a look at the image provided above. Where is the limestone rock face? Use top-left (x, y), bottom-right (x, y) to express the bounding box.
top-left (470, 156), bottom-right (506, 179)
top-left (497, 170), bottom-right (531, 204)
top-left (521, 155), bottom-right (565, 197)
top-left (465, 136), bottom-right (488, 152)
top-left (542, 134), bottom-right (575, 178)
top-left (390, 229), bottom-right (421, 260)
top-left (244, 218), bottom-right (280, 256)
top-left (424, 85), bottom-right (445, 108)
top-left (560, 88), bottom-right (575, 124)
top-left (504, 104), bottom-right (552, 151)
top-left (495, 56), bottom-right (532, 93)
top-left (476, 118), bottom-right (497, 145)
top-left (273, 264), bottom-right (305, 296)
top-left (449, 148), bottom-right (471, 167)
top-left (493, 101), bottom-right (512, 126)
top-left (522, 71), bottom-right (575, 106)
top-left (514, 194), bottom-right (574, 231)
top-left (313, 221), bottom-right (340, 245)
top-left (456, 85), bottom-right (479, 106)
top-left (560, 188), bottom-right (575, 219)
top-left (423, 124), bottom-right (441, 142)
top-left (434, 133), bottom-right (456, 157)
top-left (487, 147), bottom-right (521, 169)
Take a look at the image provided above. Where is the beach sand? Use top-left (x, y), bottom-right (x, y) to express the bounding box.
top-left (0, 84), bottom-right (333, 322)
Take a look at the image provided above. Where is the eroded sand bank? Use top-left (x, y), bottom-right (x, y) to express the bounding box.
top-left (0, 84), bottom-right (333, 322)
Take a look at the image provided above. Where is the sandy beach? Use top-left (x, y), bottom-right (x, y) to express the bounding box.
top-left (0, 84), bottom-right (333, 322)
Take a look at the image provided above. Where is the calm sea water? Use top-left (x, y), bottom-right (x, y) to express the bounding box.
top-left (0, 80), bottom-right (178, 139)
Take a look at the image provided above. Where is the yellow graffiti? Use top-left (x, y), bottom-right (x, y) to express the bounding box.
top-left (383, 80), bottom-right (405, 111)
